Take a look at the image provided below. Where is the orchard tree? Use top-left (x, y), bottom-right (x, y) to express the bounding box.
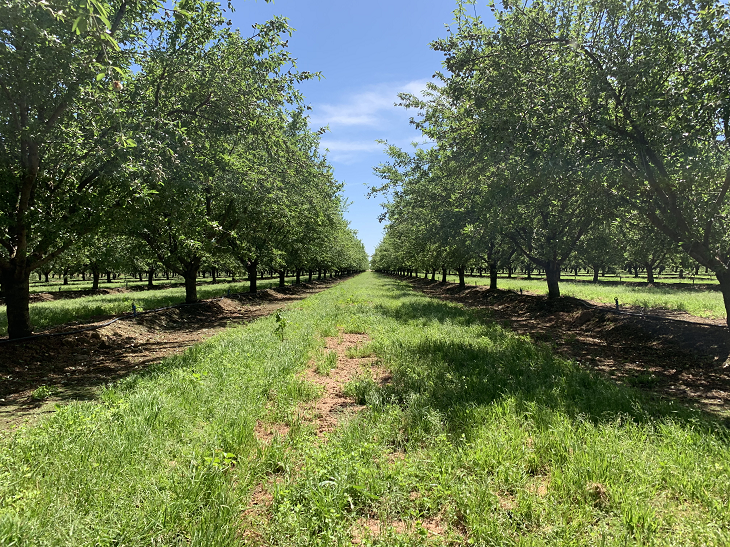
top-left (130, 8), bottom-right (312, 303)
top-left (455, 0), bottom-right (730, 321)
top-left (0, 0), bottom-right (205, 338)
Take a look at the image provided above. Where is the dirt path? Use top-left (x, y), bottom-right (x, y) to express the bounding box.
top-left (0, 279), bottom-right (346, 430)
top-left (406, 277), bottom-right (730, 422)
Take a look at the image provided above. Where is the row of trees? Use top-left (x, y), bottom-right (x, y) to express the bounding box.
top-left (31, 224), bottom-right (366, 291)
top-left (372, 215), bottom-right (708, 286)
top-left (370, 0), bottom-right (730, 326)
top-left (0, 0), bottom-right (367, 339)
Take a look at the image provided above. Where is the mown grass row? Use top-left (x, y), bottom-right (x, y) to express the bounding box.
top-left (0, 277), bottom-right (299, 337)
top-left (0, 273), bottom-right (728, 546)
top-left (441, 274), bottom-right (726, 319)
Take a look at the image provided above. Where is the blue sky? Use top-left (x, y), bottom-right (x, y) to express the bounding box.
top-left (231, 0), bottom-right (495, 256)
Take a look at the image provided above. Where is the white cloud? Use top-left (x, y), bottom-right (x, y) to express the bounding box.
top-left (310, 79), bottom-right (430, 129)
top-left (319, 140), bottom-right (383, 152)
top-left (319, 139), bottom-right (385, 164)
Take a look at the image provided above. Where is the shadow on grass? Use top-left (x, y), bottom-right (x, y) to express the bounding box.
top-left (372, 281), bottom-right (730, 434)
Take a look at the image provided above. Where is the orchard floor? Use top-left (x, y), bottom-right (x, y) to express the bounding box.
top-left (406, 277), bottom-right (730, 422)
top-left (0, 278), bottom-right (345, 430)
top-left (2, 274), bottom-right (729, 431)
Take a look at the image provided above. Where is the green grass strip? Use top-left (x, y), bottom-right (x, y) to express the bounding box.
top-left (0, 277), bottom-right (299, 337)
top-left (445, 274), bottom-right (727, 319)
top-left (0, 279), bottom-right (340, 546)
top-left (260, 274), bottom-right (729, 546)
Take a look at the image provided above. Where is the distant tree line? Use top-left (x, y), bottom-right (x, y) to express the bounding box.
top-left (0, 0), bottom-right (368, 339)
top-left (370, 0), bottom-right (730, 326)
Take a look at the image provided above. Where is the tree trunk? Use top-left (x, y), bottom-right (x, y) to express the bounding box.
top-left (317, 269), bottom-right (322, 280)
top-left (183, 266), bottom-right (198, 303)
top-left (247, 260), bottom-right (258, 293)
top-left (92, 270), bottom-right (100, 291)
top-left (592, 267), bottom-right (599, 283)
top-left (645, 263), bottom-right (655, 284)
top-left (44, 272), bottom-right (50, 283)
top-left (296, 270), bottom-right (301, 284)
top-left (147, 268), bottom-right (154, 289)
top-left (431, 269), bottom-right (436, 281)
top-left (489, 261), bottom-right (498, 290)
top-left (211, 267), bottom-right (217, 284)
top-left (545, 261), bottom-right (561, 299)
top-left (308, 270), bottom-right (313, 282)
top-left (717, 271), bottom-right (730, 328)
top-left (106, 271), bottom-right (112, 283)
top-left (441, 268), bottom-right (447, 283)
top-left (279, 270), bottom-right (286, 288)
top-left (1, 267), bottom-right (33, 339)
top-left (457, 266), bottom-right (466, 289)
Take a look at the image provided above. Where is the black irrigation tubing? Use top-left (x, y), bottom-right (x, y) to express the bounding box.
top-left (0, 283), bottom-right (311, 346)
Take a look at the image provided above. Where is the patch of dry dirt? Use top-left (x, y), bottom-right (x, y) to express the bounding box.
top-left (406, 277), bottom-right (730, 421)
top-left (301, 331), bottom-right (380, 437)
top-left (0, 279), bottom-right (346, 430)
top-left (243, 328), bottom-right (386, 540)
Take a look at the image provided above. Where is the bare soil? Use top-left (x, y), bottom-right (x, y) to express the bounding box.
top-left (406, 277), bottom-right (730, 422)
top-left (301, 331), bottom-right (379, 437)
top-left (0, 278), bottom-right (345, 430)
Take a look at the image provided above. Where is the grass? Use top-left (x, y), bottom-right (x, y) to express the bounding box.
top-left (0, 273), bottom-right (728, 546)
top-left (315, 350), bottom-right (338, 376)
top-left (0, 280), bottom-right (329, 545)
top-left (443, 274), bottom-right (727, 319)
top-left (0, 277), bottom-right (299, 337)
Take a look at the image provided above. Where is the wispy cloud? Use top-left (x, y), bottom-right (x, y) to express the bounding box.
top-left (319, 139), bottom-right (385, 164)
top-left (310, 79), bottom-right (430, 129)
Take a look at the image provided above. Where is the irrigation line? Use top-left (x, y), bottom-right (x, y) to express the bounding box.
top-left (575, 298), bottom-right (725, 327)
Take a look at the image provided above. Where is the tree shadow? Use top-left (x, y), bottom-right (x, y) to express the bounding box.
top-left (372, 288), bottom-right (730, 433)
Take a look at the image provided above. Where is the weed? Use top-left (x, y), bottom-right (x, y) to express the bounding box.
top-left (274, 310), bottom-right (287, 341)
top-left (627, 372), bottom-right (660, 388)
top-left (315, 350), bottom-right (338, 376)
top-left (30, 385), bottom-right (55, 401)
top-left (343, 374), bottom-right (380, 405)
